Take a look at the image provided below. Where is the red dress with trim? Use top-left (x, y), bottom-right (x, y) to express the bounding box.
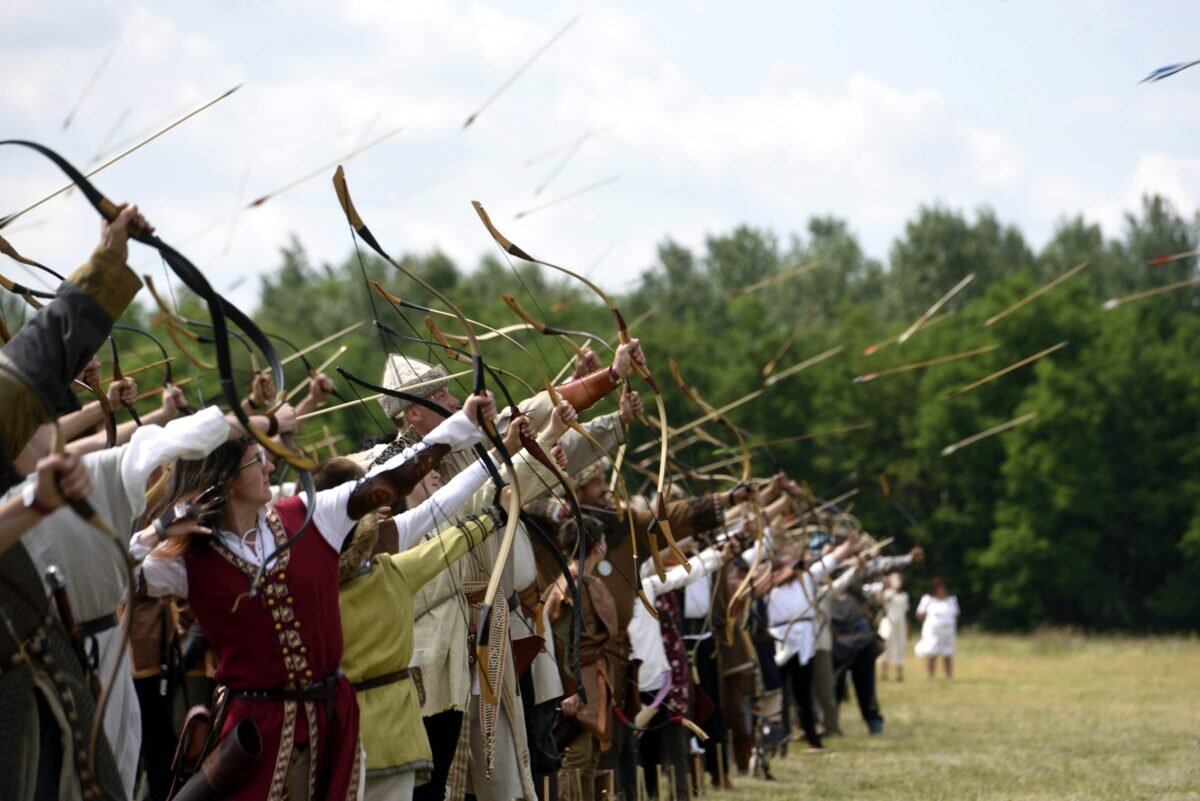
top-left (184, 496), bottom-right (361, 801)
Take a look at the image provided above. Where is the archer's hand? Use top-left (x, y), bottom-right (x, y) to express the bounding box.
top-left (612, 339), bottom-right (645, 380)
top-left (161, 386), bottom-right (186, 417)
top-left (545, 400), bottom-right (577, 442)
top-left (561, 693), bottom-right (581, 718)
top-left (730, 483), bottom-right (758, 506)
top-left (502, 415), bottom-right (532, 455)
top-left (463, 391), bottom-right (497, 433)
top-left (910, 546), bottom-right (925, 564)
top-left (306, 373), bottom-right (334, 406)
top-left (100, 203), bottom-right (154, 264)
top-left (248, 373), bottom-right (276, 409)
top-left (572, 345), bottom-right (602, 379)
top-left (78, 357), bottom-right (101, 389)
top-left (619, 390), bottom-right (644, 425)
top-left (552, 441), bottom-right (567, 468)
top-left (271, 403), bottom-right (298, 435)
top-left (107, 377), bottom-right (137, 408)
top-left (34, 453), bottom-right (92, 510)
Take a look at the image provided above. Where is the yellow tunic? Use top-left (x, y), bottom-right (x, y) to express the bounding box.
top-left (339, 513), bottom-right (496, 779)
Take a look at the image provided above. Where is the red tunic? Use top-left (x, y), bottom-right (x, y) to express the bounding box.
top-left (184, 497), bottom-right (361, 801)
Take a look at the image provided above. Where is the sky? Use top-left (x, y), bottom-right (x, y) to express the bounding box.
top-left (2, 1), bottom-right (1199, 310)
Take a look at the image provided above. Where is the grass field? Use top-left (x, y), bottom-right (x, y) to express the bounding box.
top-left (723, 632), bottom-right (1200, 801)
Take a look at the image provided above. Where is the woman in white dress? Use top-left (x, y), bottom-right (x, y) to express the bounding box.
top-left (914, 577), bottom-right (959, 679)
top-left (877, 573), bottom-right (909, 681)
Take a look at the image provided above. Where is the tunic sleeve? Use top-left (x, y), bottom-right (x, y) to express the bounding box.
top-left (392, 460), bottom-right (491, 552)
top-left (119, 407), bottom-right (230, 518)
top-left (395, 513), bottom-right (497, 591)
top-left (310, 410), bottom-right (484, 551)
top-left (917, 594), bottom-right (931, 617)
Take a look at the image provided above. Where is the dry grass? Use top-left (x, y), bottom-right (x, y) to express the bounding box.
top-left (720, 631), bottom-right (1200, 801)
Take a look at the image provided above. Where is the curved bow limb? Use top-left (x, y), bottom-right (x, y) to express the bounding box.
top-left (112, 323), bottom-right (192, 413)
top-left (47, 418), bottom-right (132, 782)
top-left (667, 357), bottom-right (766, 645)
top-left (472, 200), bottom-right (688, 570)
top-left (0, 140), bottom-right (317, 601)
top-left (333, 166), bottom-right (523, 708)
top-left (107, 336), bottom-right (143, 426)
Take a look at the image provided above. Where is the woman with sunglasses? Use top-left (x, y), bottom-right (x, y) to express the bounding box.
top-left (134, 392), bottom-right (501, 801)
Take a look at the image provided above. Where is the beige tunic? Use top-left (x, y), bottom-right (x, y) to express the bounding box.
top-left (409, 390), bottom-right (625, 801)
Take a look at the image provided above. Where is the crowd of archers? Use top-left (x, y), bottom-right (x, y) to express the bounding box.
top-left (0, 202), bottom-right (937, 801)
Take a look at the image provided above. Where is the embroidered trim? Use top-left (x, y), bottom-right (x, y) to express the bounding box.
top-left (304, 700), bottom-right (318, 800)
top-left (267, 699), bottom-right (297, 801)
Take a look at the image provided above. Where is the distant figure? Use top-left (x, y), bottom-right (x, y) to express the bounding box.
top-left (878, 573), bottom-right (909, 681)
top-left (914, 577), bottom-right (959, 679)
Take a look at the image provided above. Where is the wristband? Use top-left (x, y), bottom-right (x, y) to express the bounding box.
top-left (152, 519), bottom-right (168, 543)
top-left (265, 414), bottom-right (279, 438)
top-left (247, 395), bottom-right (266, 411)
top-left (608, 366), bottom-right (621, 384)
top-left (22, 483), bottom-right (56, 516)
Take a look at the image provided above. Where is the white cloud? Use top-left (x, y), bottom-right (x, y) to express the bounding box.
top-left (1127, 153), bottom-right (1200, 215)
top-left (3, 0), bottom-right (1196, 315)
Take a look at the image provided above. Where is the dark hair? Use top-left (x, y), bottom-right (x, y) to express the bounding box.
top-left (311, 457), bottom-right (366, 492)
top-left (930, 576), bottom-right (947, 594)
top-left (153, 438), bottom-right (253, 557)
top-left (557, 514), bottom-right (606, 561)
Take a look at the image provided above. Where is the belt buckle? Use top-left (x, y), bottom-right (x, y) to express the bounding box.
top-left (409, 666), bottom-right (426, 708)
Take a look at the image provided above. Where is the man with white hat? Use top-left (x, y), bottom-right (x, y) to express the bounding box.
top-left (379, 342), bottom-right (645, 801)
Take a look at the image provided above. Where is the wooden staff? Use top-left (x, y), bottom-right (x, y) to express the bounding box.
top-left (729, 260), bottom-right (821, 300)
top-left (285, 345), bottom-right (348, 401)
top-left (863, 311), bottom-right (953, 356)
top-left (795, 488), bottom-right (859, 520)
top-left (941, 412), bottom-right (1037, 456)
top-left (854, 345), bottom-right (997, 384)
top-left (133, 375), bottom-right (196, 403)
top-left (99, 356), bottom-right (174, 384)
top-left (898, 273), bottom-right (975, 345)
top-left (1102, 275), bottom-right (1200, 310)
top-left (985, 261), bottom-right (1088, 327)
top-left (729, 423), bottom-right (872, 451)
top-left (1147, 248), bottom-right (1200, 267)
top-left (278, 322), bottom-right (365, 368)
top-left (463, 15), bottom-right (579, 129)
top-left (2, 86), bottom-right (242, 229)
top-left (761, 308), bottom-right (818, 376)
top-left (945, 341), bottom-right (1068, 400)
top-left (514, 175), bottom-right (621, 220)
top-left (246, 127), bottom-right (404, 208)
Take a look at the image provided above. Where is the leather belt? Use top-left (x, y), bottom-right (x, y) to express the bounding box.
top-left (77, 612), bottom-right (118, 637)
top-left (227, 668), bottom-right (343, 702)
top-left (352, 666), bottom-right (424, 707)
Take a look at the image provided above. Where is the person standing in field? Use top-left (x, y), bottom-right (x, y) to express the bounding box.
top-left (877, 573), bottom-right (909, 681)
top-left (914, 577), bottom-right (959, 680)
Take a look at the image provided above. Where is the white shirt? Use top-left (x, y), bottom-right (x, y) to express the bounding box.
top-left (12, 406), bottom-right (231, 800)
top-left (139, 409), bottom-right (483, 597)
top-left (767, 554), bottom-right (838, 667)
top-left (631, 547), bottom-right (725, 692)
top-left (917, 594), bottom-right (959, 629)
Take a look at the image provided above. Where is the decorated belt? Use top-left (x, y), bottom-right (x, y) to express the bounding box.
top-left (228, 667), bottom-right (343, 702)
